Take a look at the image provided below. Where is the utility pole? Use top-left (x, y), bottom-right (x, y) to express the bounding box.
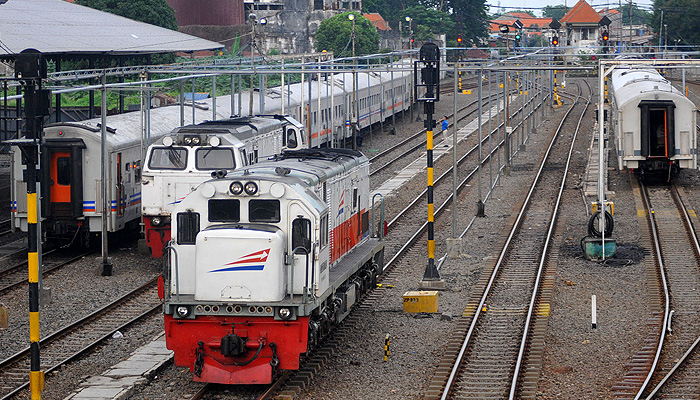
top-left (349, 13), bottom-right (358, 149)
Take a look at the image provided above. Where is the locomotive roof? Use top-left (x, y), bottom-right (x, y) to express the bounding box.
top-left (228, 148), bottom-right (367, 186)
top-left (170, 116), bottom-right (283, 141)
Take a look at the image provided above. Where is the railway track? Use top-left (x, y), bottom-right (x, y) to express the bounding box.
top-left (423, 80), bottom-right (590, 399)
top-left (0, 278), bottom-right (161, 399)
top-left (0, 248), bottom-right (92, 296)
top-left (254, 75), bottom-right (554, 400)
top-left (611, 181), bottom-right (700, 399)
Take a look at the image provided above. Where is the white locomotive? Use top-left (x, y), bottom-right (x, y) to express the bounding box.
top-left (141, 115), bottom-right (306, 257)
top-left (161, 148), bottom-right (385, 384)
top-left (609, 65), bottom-right (698, 178)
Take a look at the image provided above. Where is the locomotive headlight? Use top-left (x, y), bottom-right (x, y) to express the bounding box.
top-left (151, 217), bottom-right (162, 226)
top-left (176, 306), bottom-right (191, 318)
top-left (278, 307), bottom-right (292, 320)
top-left (209, 136), bottom-right (221, 147)
top-left (184, 136), bottom-right (192, 145)
top-left (244, 181), bottom-right (258, 195)
top-left (229, 181), bottom-right (244, 195)
top-left (192, 136), bottom-right (201, 145)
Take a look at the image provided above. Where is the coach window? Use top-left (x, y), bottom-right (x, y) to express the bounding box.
top-left (196, 148), bottom-right (235, 170)
top-left (249, 199), bottom-right (280, 222)
top-left (208, 199), bottom-right (240, 222)
top-left (56, 157), bottom-right (71, 185)
top-left (149, 147), bottom-right (187, 170)
top-left (177, 211), bottom-right (200, 245)
top-left (292, 217), bottom-right (311, 254)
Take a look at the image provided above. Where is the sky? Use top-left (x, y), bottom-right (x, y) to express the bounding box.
top-left (486, 0), bottom-right (655, 17)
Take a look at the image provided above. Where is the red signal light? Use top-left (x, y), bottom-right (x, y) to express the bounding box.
top-left (457, 37), bottom-right (462, 43)
top-left (552, 36), bottom-right (559, 46)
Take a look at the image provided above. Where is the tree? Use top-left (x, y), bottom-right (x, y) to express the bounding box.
top-left (446, 0), bottom-right (489, 46)
top-left (543, 5), bottom-right (569, 20)
top-left (652, 0), bottom-right (700, 47)
top-left (619, 3), bottom-right (652, 25)
top-left (314, 12), bottom-right (380, 57)
top-left (76, 0), bottom-right (178, 31)
top-left (401, 6), bottom-right (455, 41)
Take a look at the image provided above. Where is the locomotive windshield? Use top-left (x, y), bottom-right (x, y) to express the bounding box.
top-left (208, 199), bottom-right (240, 222)
top-left (249, 200), bottom-right (280, 222)
top-left (196, 148), bottom-right (236, 170)
top-left (149, 147), bottom-right (187, 170)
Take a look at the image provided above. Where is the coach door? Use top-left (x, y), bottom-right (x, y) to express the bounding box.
top-left (639, 100), bottom-right (675, 158)
top-left (49, 151), bottom-right (72, 217)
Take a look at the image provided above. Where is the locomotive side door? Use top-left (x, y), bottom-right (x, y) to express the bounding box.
top-left (289, 202), bottom-right (317, 296)
top-left (49, 151), bottom-right (72, 217)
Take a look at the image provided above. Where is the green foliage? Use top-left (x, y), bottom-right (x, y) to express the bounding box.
top-left (652, 0), bottom-right (699, 47)
top-left (314, 12), bottom-right (380, 57)
top-left (619, 3), bottom-right (652, 25)
top-left (448, 0), bottom-right (489, 46)
top-left (400, 6), bottom-right (455, 40)
top-left (75, 0), bottom-right (179, 31)
top-left (543, 5), bottom-right (569, 20)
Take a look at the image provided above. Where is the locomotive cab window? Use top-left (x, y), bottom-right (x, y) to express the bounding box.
top-left (196, 148), bottom-right (235, 170)
top-left (287, 129), bottom-right (298, 148)
top-left (149, 147), bottom-right (187, 170)
top-left (292, 218), bottom-right (311, 254)
top-left (249, 199), bottom-right (280, 222)
top-left (208, 199), bottom-right (240, 222)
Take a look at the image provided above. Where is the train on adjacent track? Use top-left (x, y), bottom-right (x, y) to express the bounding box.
top-left (160, 148), bottom-right (385, 384)
top-left (9, 62), bottom-right (415, 246)
top-left (141, 115), bottom-right (306, 257)
top-left (609, 65), bottom-right (698, 179)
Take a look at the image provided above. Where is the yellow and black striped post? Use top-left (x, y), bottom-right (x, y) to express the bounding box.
top-left (384, 334), bottom-right (390, 361)
top-left (13, 49), bottom-right (48, 400)
top-left (415, 43), bottom-right (442, 287)
top-left (604, 75), bottom-right (608, 103)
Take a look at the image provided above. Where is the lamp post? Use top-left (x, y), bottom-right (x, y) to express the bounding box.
top-left (349, 13), bottom-right (358, 149)
top-left (405, 16), bottom-right (412, 49)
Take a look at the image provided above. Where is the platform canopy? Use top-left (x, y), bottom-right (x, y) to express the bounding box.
top-left (0, 0), bottom-right (223, 59)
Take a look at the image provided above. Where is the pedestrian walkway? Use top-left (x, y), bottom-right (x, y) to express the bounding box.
top-left (63, 334), bottom-right (172, 400)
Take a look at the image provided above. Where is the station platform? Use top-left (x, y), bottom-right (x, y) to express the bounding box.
top-left (63, 334), bottom-right (172, 400)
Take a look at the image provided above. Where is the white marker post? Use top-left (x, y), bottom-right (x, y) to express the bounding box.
top-left (591, 295), bottom-right (597, 329)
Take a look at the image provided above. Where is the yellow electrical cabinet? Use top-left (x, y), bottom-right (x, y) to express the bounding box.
top-left (403, 291), bottom-right (439, 313)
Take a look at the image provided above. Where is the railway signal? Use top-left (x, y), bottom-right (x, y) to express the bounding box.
top-left (552, 35), bottom-right (559, 46)
top-left (515, 32), bottom-right (521, 47)
top-left (601, 29), bottom-right (609, 53)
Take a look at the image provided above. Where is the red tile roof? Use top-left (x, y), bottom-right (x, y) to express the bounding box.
top-left (363, 13), bottom-right (391, 31)
top-left (560, 0), bottom-right (602, 24)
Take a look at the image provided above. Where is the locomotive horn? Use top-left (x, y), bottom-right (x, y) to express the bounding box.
top-left (211, 170), bottom-right (227, 179)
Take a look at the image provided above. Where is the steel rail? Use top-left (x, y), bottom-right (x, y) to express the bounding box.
top-left (634, 180), bottom-right (671, 400)
top-left (641, 183), bottom-right (700, 399)
top-left (510, 79), bottom-right (592, 398)
top-left (439, 81), bottom-right (583, 400)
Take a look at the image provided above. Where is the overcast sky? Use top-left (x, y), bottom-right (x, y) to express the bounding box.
top-left (486, 0), bottom-right (655, 17)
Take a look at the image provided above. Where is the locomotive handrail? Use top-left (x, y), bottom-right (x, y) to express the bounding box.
top-left (165, 241), bottom-right (181, 302)
top-left (371, 193), bottom-right (385, 240)
top-left (292, 246), bottom-right (310, 304)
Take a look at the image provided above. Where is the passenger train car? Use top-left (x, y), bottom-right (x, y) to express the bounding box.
top-left (142, 115), bottom-right (306, 257)
top-left (161, 148), bottom-right (385, 384)
top-left (10, 61), bottom-right (414, 246)
top-left (609, 65), bottom-right (698, 178)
